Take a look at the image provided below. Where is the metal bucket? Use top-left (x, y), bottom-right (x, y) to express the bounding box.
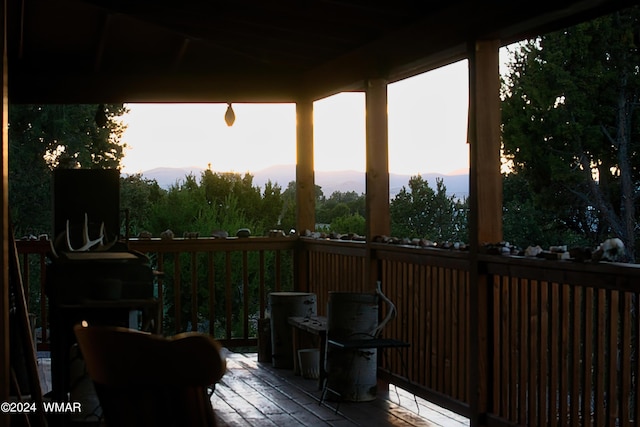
top-left (326, 292), bottom-right (378, 401)
top-left (268, 292), bottom-right (317, 368)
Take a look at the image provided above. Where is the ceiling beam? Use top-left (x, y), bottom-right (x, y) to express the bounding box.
top-left (9, 70), bottom-right (302, 103)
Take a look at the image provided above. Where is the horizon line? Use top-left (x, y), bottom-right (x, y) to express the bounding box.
top-left (122, 163), bottom-right (470, 177)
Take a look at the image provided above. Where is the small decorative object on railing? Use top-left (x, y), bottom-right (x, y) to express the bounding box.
top-left (481, 241), bottom-right (520, 255)
top-left (236, 228), bottom-right (251, 238)
top-left (593, 237), bottom-right (625, 262)
top-left (524, 245), bottom-right (543, 257)
top-left (160, 229), bottom-right (174, 240)
top-left (211, 230), bottom-right (229, 239)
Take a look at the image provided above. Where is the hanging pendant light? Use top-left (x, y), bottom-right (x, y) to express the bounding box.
top-left (224, 103), bottom-right (236, 127)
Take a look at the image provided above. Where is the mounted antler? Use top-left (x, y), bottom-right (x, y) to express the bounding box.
top-left (50, 213), bottom-right (118, 258)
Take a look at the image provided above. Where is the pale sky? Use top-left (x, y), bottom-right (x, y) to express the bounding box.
top-left (120, 59), bottom-right (470, 176)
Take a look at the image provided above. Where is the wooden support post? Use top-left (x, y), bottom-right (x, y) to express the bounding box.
top-left (468, 39), bottom-right (501, 427)
top-left (365, 78), bottom-right (390, 289)
top-left (296, 100), bottom-right (315, 234)
top-left (1, 0), bottom-right (9, 422)
top-left (295, 100), bottom-right (314, 292)
top-left (469, 40), bottom-right (502, 245)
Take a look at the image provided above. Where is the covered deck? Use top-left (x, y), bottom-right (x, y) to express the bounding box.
top-left (3, 1), bottom-right (639, 427)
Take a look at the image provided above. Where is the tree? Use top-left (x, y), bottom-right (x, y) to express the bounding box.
top-left (330, 213), bottom-right (366, 235)
top-left (501, 6), bottom-right (640, 260)
top-left (502, 173), bottom-right (592, 249)
top-left (390, 176), bottom-right (468, 242)
top-left (8, 104), bottom-right (128, 235)
top-left (120, 173), bottom-right (165, 237)
top-left (279, 181), bottom-right (298, 232)
top-left (316, 190), bottom-right (365, 224)
top-left (200, 169), bottom-right (263, 229)
top-left (261, 180), bottom-right (285, 231)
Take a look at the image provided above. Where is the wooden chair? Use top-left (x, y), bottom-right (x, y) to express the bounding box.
top-left (73, 323), bottom-right (226, 427)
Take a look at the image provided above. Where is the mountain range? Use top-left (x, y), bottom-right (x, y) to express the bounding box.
top-left (134, 165), bottom-right (469, 199)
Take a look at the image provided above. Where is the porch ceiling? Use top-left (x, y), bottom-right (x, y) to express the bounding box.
top-left (7, 0), bottom-right (635, 104)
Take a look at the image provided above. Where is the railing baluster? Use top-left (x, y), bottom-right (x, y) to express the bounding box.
top-left (596, 289), bottom-right (607, 426)
top-left (529, 279), bottom-right (539, 427)
top-left (208, 252), bottom-right (215, 337)
top-left (225, 251), bottom-right (232, 340)
top-left (191, 252), bottom-right (198, 332)
top-left (157, 253), bottom-right (165, 331)
top-left (275, 250), bottom-right (281, 291)
top-left (519, 278), bottom-right (528, 426)
top-left (621, 293), bottom-right (631, 427)
top-left (242, 250), bottom-right (249, 339)
top-left (560, 283), bottom-right (570, 425)
top-left (174, 252), bottom-right (181, 333)
top-left (583, 287), bottom-right (594, 427)
top-left (39, 252), bottom-right (48, 349)
top-left (609, 290), bottom-right (620, 426)
top-left (571, 286), bottom-right (582, 427)
top-left (259, 250), bottom-right (265, 318)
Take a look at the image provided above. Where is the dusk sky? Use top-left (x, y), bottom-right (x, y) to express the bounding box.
top-left (120, 59), bottom-right (472, 177)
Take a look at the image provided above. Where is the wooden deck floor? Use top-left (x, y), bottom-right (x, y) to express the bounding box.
top-left (37, 351), bottom-right (469, 427)
top-left (213, 350), bottom-right (469, 427)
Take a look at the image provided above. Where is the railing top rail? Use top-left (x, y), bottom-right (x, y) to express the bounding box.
top-left (127, 236), bottom-right (298, 253)
top-left (16, 236), bottom-right (300, 255)
top-left (480, 253), bottom-right (640, 292)
top-left (371, 242), bottom-right (470, 269)
top-left (300, 237), bottom-right (367, 256)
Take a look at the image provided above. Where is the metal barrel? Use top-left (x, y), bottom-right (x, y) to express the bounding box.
top-left (326, 292), bottom-right (378, 401)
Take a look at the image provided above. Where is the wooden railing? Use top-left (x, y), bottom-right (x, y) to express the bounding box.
top-left (301, 239), bottom-right (471, 415)
top-left (374, 244), bottom-right (471, 415)
top-left (482, 255), bottom-right (640, 427)
top-left (16, 236), bottom-right (640, 426)
top-left (128, 237), bottom-right (296, 347)
top-left (16, 236), bottom-right (297, 349)
top-left (301, 239), bottom-right (640, 427)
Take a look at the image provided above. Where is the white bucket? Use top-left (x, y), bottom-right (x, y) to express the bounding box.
top-left (298, 348), bottom-right (320, 379)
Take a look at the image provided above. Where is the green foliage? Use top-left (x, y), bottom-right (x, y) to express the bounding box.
top-left (120, 173), bottom-right (165, 237)
top-left (502, 174), bottom-right (592, 249)
top-left (131, 169), bottom-right (290, 238)
top-left (330, 213), bottom-right (365, 235)
top-left (316, 190), bottom-right (365, 224)
top-left (8, 104), bottom-right (127, 236)
top-left (390, 176), bottom-right (468, 242)
top-left (278, 181), bottom-right (297, 232)
top-left (501, 6), bottom-right (640, 259)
